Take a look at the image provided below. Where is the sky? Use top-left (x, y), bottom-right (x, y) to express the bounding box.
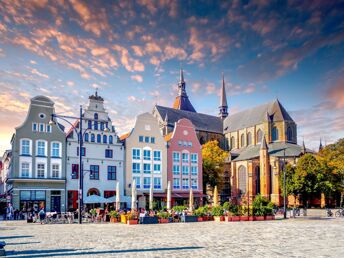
top-left (0, 0), bottom-right (343, 154)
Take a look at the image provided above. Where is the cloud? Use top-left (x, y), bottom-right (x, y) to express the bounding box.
top-left (29, 68), bottom-right (49, 79)
top-left (66, 81), bottom-right (75, 87)
top-left (328, 77), bottom-right (344, 109)
top-left (131, 74), bottom-right (143, 83)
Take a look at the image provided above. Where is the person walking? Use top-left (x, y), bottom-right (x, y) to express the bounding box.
top-left (38, 207), bottom-right (46, 224)
top-left (6, 203), bottom-right (13, 220)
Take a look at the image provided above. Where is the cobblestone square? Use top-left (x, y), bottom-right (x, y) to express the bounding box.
top-left (0, 218), bottom-right (343, 257)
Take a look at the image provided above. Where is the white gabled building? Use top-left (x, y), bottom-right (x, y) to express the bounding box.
top-left (66, 91), bottom-right (126, 211)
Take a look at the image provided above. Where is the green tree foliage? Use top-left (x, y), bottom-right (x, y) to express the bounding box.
top-left (202, 140), bottom-right (228, 192)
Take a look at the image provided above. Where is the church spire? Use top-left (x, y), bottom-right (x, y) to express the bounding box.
top-left (172, 67), bottom-right (196, 112)
top-left (178, 68), bottom-right (186, 97)
top-left (219, 73), bottom-right (228, 119)
top-left (301, 140), bottom-right (306, 154)
top-left (319, 138), bottom-right (323, 152)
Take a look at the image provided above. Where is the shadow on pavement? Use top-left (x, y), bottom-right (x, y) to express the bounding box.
top-left (6, 242), bottom-right (41, 245)
top-left (0, 235), bottom-right (33, 240)
top-left (6, 246), bottom-right (203, 257)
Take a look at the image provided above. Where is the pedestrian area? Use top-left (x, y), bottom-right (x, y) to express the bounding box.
top-left (0, 218), bottom-right (343, 257)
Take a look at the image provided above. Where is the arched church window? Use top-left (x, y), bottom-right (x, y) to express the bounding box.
top-left (272, 127), bottom-right (279, 141)
top-left (247, 132), bottom-right (252, 146)
top-left (238, 165), bottom-right (247, 196)
top-left (257, 129), bottom-right (263, 144)
top-left (255, 166), bottom-right (260, 195)
top-left (230, 136), bottom-right (235, 149)
top-left (240, 134), bottom-right (245, 148)
top-left (287, 127), bottom-right (293, 142)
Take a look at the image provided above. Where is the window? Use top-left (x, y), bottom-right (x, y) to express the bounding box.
top-left (287, 127), bottom-right (293, 142)
top-left (20, 190), bottom-right (45, 201)
top-left (90, 165), bottom-right (99, 180)
top-left (37, 163), bottom-right (45, 178)
top-left (21, 139), bottom-right (30, 155)
top-left (241, 134), bottom-right (245, 147)
top-left (52, 142), bottom-right (60, 157)
top-left (272, 127), bottom-right (279, 141)
top-left (173, 165), bottom-right (180, 175)
top-left (52, 164), bottom-right (59, 178)
top-left (143, 149), bottom-right (151, 160)
top-left (105, 149), bottom-right (113, 158)
top-left (133, 177), bottom-right (140, 188)
top-left (173, 178), bottom-right (180, 189)
top-left (182, 165), bottom-right (189, 175)
top-left (247, 132), bottom-right (252, 146)
top-left (72, 164), bottom-right (79, 179)
top-left (132, 149), bottom-right (140, 160)
top-left (154, 177), bottom-right (161, 189)
top-left (94, 121), bottom-right (98, 130)
top-left (100, 122), bottom-right (104, 131)
top-left (77, 147), bottom-right (86, 156)
top-left (153, 150), bottom-right (161, 161)
top-left (109, 135), bottom-right (113, 144)
top-left (257, 129), bottom-right (263, 144)
top-left (178, 141), bottom-right (182, 146)
top-left (32, 123), bottom-right (38, 132)
top-left (21, 162), bottom-right (30, 178)
top-left (182, 178), bottom-right (189, 189)
top-left (39, 123), bottom-right (45, 132)
top-left (139, 136), bottom-right (144, 142)
top-left (91, 134), bottom-right (95, 142)
top-left (182, 153), bottom-right (189, 163)
top-left (238, 165), bottom-right (247, 195)
top-left (46, 125), bottom-right (52, 133)
top-left (191, 153), bottom-right (198, 164)
top-left (191, 166), bottom-right (198, 176)
top-left (144, 136), bottom-right (149, 143)
top-left (230, 136), bottom-right (235, 149)
top-left (143, 163), bottom-right (151, 174)
top-left (143, 177), bottom-right (151, 189)
top-left (103, 135), bottom-right (107, 143)
top-left (104, 191), bottom-right (115, 198)
top-left (191, 178), bottom-right (198, 189)
top-left (94, 113), bottom-right (98, 120)
top-left (151, 137), bottom-right (155, 144)
top-left (132, 163), bottom-right (140, 173)
top-left (153, 164), bottom-right (161, 174)
top-left (188, 142), bottom-right (192, 147)
top-left (88, 120), bottom-right (92, 129)
top-left (97, 134), bottom-right (101, 143)
top-left (173, 152), bottom-right (180, 162)
top-left (37, 141), bottom-right (45, 156)
top-left (84, 133), bottom-right (89, 142)
top-left (107, 166), bottom-right (116, 180)
top-left (183, 141), bottom-right (187, 147)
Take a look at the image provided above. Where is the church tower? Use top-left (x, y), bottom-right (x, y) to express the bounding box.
top-left (259, 134), bottom-right (270, 198)
top-left (219, 74), bottom-right (228, 119)
top-left (172, 69), bottom-right (196, 112)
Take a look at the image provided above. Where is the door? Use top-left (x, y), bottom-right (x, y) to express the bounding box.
top-left (51, 196), bottom-right (61, 212)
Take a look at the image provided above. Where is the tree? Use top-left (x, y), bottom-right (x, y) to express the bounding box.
top-left (279, 164), bottom-right (298, 206)
top-left (317, 138), bottom-right (344, 206)
top-left (202, 140), bottom-right (228, 193)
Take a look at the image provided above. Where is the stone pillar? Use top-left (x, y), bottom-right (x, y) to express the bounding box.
top-left (259, 138), bottom-right (270, 198)
top-left (231, 162), bottom-right (237, 201)
top-left (270, 158), bottom-right (281, 205)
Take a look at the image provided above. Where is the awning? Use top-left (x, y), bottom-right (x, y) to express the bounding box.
top-left (84, 195), bottom-right (108, 204)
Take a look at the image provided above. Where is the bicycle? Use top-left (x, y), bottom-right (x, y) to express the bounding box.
top-left (335, 208), bottom-right (344, 217)
top-left (326, 208), bottom-right (333, 217)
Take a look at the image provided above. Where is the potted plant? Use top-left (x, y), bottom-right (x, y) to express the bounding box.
top-left (239, 205), bottom-right (249, 221)
top-left (212, 206), bottom-right (225, 222)
top-left (109, 210), bottom-right (119, 223)
top-left (89, 208), bottom-right (97, 222)
top-left (200, 206), bottom-right (211, 221)
top-left (194, 207), bottom-right (205, 222)
top-left (127, 211), bottom-right (138, 225)
top-left (157, 211), bottom-right (170, 223)
top-left (264, 202), bottom-right (275, 220)
top-left (252, 195), bottom-right (266, 221)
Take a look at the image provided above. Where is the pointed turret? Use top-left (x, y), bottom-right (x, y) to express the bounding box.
top-left (259, 133), bottom-right (270, 198)
top-left (265, 111), bottom-right (271, 122)
top-left (301, 140), bottom-right (306, 154)
top-left (219, 73), bottom-right (228, 119)
top-left (172, 68), bottom-right (196, 112)
top-left (260, 134), bottom-right (268, 150)
top-left (319, 138), bottom-right (323, 152)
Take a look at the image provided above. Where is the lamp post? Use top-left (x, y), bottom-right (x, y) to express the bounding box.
top-left (283, 148), bottom-right (287, 219)
top-left (50, 106), bottom-right (109, 224)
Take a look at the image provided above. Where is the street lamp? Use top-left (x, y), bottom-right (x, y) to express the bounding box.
top-left (50, 105), bottom-right (110, 224)
top-left (283, 148), bottom-right (287, 219)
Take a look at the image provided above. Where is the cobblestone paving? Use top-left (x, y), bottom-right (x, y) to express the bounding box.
top-left (0, 218), bottom-right (343, 258)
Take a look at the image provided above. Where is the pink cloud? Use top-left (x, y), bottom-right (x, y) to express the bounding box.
top-left (131, 74), bottom-right (143, 83)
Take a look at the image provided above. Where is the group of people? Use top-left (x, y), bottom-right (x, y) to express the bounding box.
top-left (1, 203), bottom-right (46, 223)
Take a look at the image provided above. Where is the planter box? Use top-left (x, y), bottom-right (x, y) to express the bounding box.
top-left (139, 216), bottom-right (159, 224)
top-left (181, 215), bottom-right (198, 223)
top-left (197, 217), bottom-right (203, 222)
top-left (231, 216), bottom-right (240, 222)
top-left (254, 216), bottom-right (265, 221)
top-left (265, 215), bottom-right (275, 220)
top-left (248, 216), bottom-right (254, 221)
top-left (110, 217), bottom-right (120, 223)
top-left (225, 216), bottom-right (232, 222)
top-left (214, 216), bottom-right (225, 222)
top-left (240, 216), bottom-right (249, 221)
top-left (127, 219), bottom-right (138, 225)
top-left (159, 218), bottom-right (169, 223)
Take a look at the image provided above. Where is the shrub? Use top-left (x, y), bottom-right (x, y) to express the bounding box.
top-left (172, 206), bottom-right (187, 213)
top-left (157, 211), bottom-right (171, 219)
top-left (212, 206), bottom-right (224, 216)
top-left (194, 207), bottom-right (205, 217)
top-left (252, 195), bottom-right (274, 216)
top-left (109, 210), bottom-right (119, 218)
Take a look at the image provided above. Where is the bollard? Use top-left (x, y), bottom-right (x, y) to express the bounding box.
top-left (0, 241), bottom-right (6, 256)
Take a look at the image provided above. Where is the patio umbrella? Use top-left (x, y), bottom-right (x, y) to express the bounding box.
top-left (131, 179), bottom-right (136, 211)
top-left (84, 195), bottom-right (107, 204)
top-left (167, 181), bottom-right (171, 210)
top-left (116, 181), bottom-right (120, 211)
top-left (213, 185), bottom-right (219, 207)
top-left (149, 184), bottom-right (153, 210)
top-left (189, 188), bottom-right (194, 212)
